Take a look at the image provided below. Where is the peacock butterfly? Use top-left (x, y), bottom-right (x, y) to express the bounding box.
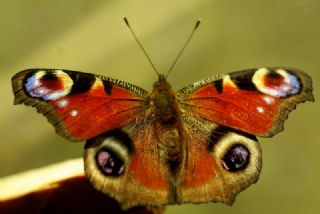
top-left (11, 67), bottom-right (314, 209)
top-left (11, 19), bottom-right (314, 210)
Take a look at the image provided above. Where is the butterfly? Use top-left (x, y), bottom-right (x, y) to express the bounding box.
top-left (11, 67), bottom-right (313, 209)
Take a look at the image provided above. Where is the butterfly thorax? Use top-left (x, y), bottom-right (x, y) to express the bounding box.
top-left (152, 75), bottom-right (179, 124)
top-left (150, 75), bottom-right (184, 179)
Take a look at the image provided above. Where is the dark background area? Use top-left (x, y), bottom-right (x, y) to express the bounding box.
top-left (1, 0), bottom-right (319, 213)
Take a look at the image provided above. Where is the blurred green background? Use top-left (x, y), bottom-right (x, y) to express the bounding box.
top-left (1, 0), bottom-right (319, 213)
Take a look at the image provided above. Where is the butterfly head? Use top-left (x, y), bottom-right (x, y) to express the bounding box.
top-left (153, 74), bottom-right (167, 87)
top-left (152, 74), bottom-right (175, 96)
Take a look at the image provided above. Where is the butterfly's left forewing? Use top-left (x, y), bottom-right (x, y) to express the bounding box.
top-left (177, 67), bottom-right (313, 204)
top-left (178, 68), bottom-right (314, 137)
top-left (12, 69), bottom-right (148, 141)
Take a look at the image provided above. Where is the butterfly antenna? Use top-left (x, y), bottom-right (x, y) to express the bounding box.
top-left (123, 16), bottom-right (160, 76)
top-left (165, 19), bottom-right (201, 78)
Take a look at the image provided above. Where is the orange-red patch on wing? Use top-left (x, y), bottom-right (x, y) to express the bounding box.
top-left (128, 127), bottom-right (169, 190)
top-left (129, 154), bottom-right (168, 190)
top-left (192, 84), bottom-right (220, 98)
top-left (183, 151), bottom-right (217, 188)
top-left (182, 131), bottom-right (217, 188)
top-left (185, 85), bottom-right (283, 136)
top-left (52, 84), bottom-right (143, 140)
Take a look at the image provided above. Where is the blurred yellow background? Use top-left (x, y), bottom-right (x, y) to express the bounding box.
top-left (1, 0), bottom-right (319, 213)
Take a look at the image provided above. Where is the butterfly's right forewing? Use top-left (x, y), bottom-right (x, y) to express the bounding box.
top-left (12, 69), bottom-right (148, 141)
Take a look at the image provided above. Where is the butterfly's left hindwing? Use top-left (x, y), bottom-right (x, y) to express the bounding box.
top-left (12, 69), bottom-right (148, 141)
top-left (178, 68), bottom-right (314, 137)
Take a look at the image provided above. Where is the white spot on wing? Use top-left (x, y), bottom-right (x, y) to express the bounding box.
top-left (262, 96), bottom-right (275, 105)
top-left (57, 99), bottom-right (68, 108)
top-left (257, 106), bottom-right (264, 113)
top-left (38, 89), bottom-right (47, 95)
top-left (70, 110), bottom-right (78, 117)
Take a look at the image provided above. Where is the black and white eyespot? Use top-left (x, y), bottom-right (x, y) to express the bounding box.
top-left (252, 68), bottom-right (301, 98)
top-left (209, 129), bottom-right (262, 174)
top-left (83, 129), bottom-right (136, 203)
top-left (24, 70), bottom-right (73, 101)
top-left (84, 130), bottom-right (132, 179)
top-left (84, 130), bottom-right (133, 197)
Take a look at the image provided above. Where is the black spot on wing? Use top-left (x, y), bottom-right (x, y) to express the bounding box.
top-left (213, 78), bottom-right (223, 93)
top-left (69, 72), bottom-right (95, 94)
top-left (207, 126), bottom-right (229, 152)
top-left (103, 80), bottom-right (113, 96)
top-left (266, 69), bottom-right (282, 79)
top-left (229, 69), bottom-right (257, 91)
top-left (85, 129), bottom-right (134, 154)
top-left (207, 126), bottom-right (257, 152)
top-left (42, 72), bottom-right (58, 81)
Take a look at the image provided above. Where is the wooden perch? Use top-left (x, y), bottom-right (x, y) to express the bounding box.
top-left (0, 158), bottom-right (164, 214)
